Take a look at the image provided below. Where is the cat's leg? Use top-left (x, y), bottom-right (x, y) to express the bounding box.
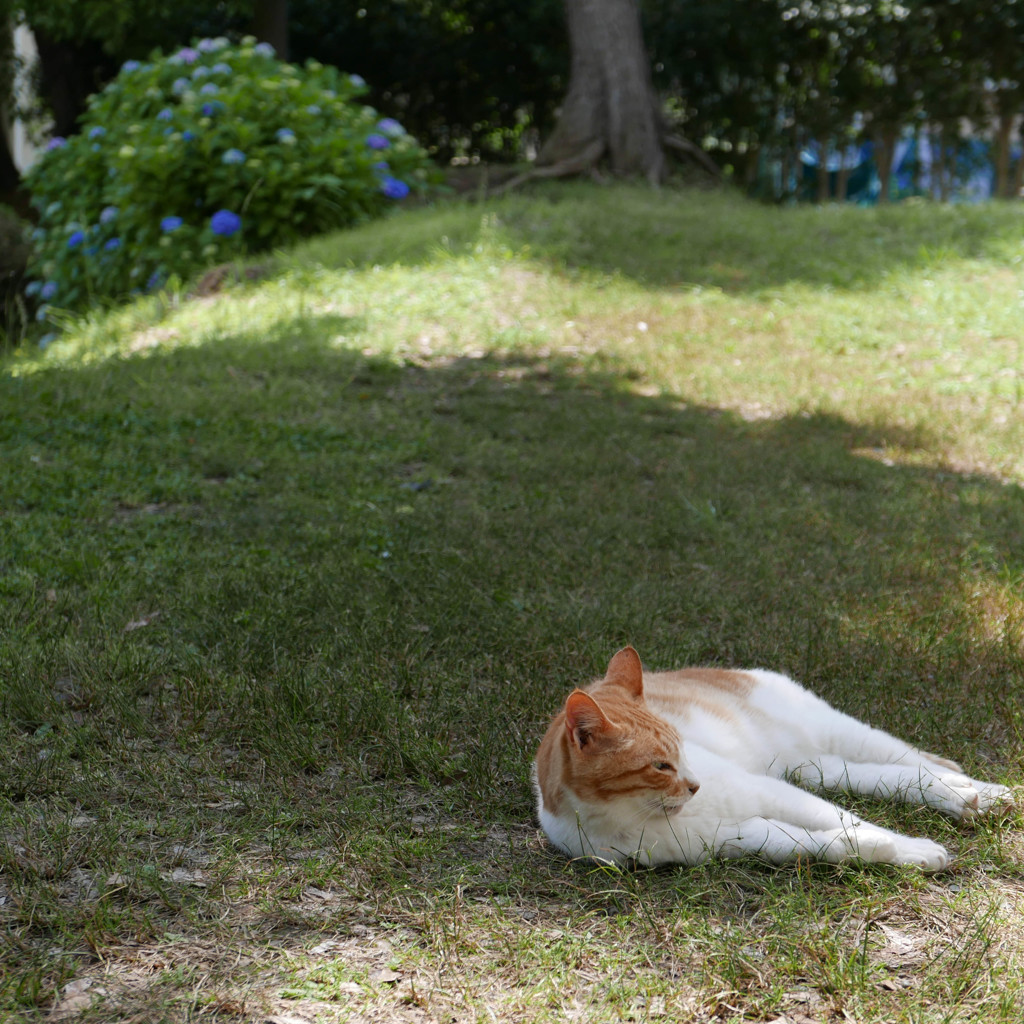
top-left (795, 755), bottom-right (1014, 822)
top-left (715, 816), bottom-right (951, 871)
top-left (689, 766), bottom-right (951, 870)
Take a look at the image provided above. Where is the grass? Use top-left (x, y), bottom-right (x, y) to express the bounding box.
top-left (1, 181), bottom-right (1023, 1022)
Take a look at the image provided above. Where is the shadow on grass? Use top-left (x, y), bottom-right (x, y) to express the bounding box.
top-left (3, 319), bottom-right (1023, 788)
top-left (3, 320), bottom-right (1024, 1019)
top-left (287, 183), bottom-right (1024, 294)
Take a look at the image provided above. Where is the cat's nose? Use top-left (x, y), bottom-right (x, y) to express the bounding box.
top-left (684, 779), bottom-right (700, 796)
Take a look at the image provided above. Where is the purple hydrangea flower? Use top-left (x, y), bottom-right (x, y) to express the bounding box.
top-left (222, 148), bottom-right (246, 165)
top-left (366, 134), bottom-right (389, 150)
top-left (377, 118), bottom-right (404, 136)
top-left (88, 126), bottom-right (105, 139)
top-left (104, 238), bottom-right (122, 252)
top-left (380, 177), bottom-right (410, 200)
top-left (161, 216), bottom-right (184, 233)
top-left (157, 108), bottom-right (174, 121)
top-left (40, 281), bottom-right (58, 300)
top-left (68, 230), bottom-right (85, 248)
top-left (177, 47), bottom-right (199, 64)
top-left (46, 137), bottom-right (67, 151)
top-left (210, 209), bottom-right (242, 236)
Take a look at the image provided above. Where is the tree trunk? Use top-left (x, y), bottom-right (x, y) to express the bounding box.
top-left (815, 142), bottom-right (831, 202)
top-left (252, 0), bottom-right (290, 62)
top-left (537, 0), bottom-right (666, 183)
top-left (994, 110), bottom-right (1014, 199)
top-left (1013, 127), bottom-right (1024, 199)
top-left (874, 125), bottom-right (898, 205)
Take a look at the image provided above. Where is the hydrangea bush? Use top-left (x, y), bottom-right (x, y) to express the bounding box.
top-left (25, 37), bottom-right (434, 313)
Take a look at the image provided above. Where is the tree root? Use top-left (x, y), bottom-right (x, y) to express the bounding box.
top-left (490, 139), bottom-right (606, 195)
top-left (490, 133), bottom-right (720, 196)
top-left (662, 134), bottom-right (722, 180)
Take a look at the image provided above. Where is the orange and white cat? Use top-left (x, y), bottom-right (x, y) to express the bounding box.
top-left (533, 647), bottom-right (1013, 871)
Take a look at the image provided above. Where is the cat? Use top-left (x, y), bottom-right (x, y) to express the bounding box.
top-left (533, 647), bottom-right (1014, 871)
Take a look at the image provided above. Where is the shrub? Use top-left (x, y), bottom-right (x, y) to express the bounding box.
top-left (24, 36), bottom-right (435, 313)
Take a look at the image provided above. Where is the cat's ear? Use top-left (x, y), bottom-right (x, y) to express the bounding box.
top-left (603, 646), bottom-right (644, 700)
top-left (564, 690), bottom-right (613, 751)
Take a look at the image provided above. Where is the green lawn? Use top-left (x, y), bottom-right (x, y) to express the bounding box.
top-left (2, 183), bottom-right (1023, 1022)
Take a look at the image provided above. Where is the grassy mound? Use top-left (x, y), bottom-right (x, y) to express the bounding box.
top-left (2, 184), bottom-right (1022, 1023)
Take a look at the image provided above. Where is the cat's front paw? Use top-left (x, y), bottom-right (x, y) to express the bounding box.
top-left (888, 835), bottom-right (952, 873)
top-left (937, 775), bottom-right (1014, 823)
top-left (969, 781), bottom-right (1015, 819)
top-left (842, 827), bottom-right (951, 872)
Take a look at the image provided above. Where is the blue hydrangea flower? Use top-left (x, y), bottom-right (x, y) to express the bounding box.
top-left (197, 38), bottom-right (221, 52)
top-left (191, 65), bottom-right (211, 78)
top-left (100, 206), bottom-right (118, 225)
top-left (366, 134), bottom-right (389, 150)
top-left (275, 128), bottom-right (296, 143)
top-left (147, 270), bottom-right (165, 291)
top-left (373, 161), bottom-right (390, 173)
top-left (377, 118), bottom-right (404, 136)
top-left (253, 42), bottom-right (276, 56)
top-left (177, 47), bottom-right (199, 63)
top-left (172, 77), bottom-right (190, 95)
top-left (46, 137), bottom-right (67, 151)
top-left (104, 238), bottom-right (122, 252)
top-left (222, 148), bottom-right (246, 165)
top-left (182, 130), bottom-right (196, 141)
top-left (122, 60), bottom-right (141, 73)
top-left (201, 101), bottom-right (225, 116)
top-left (210, 209), bottom-right (242, 236)
top-left (88, 126), bottom-right (105, 139)
top-left (211, 62), bottom-right (232, 75)
top-left (350, 74), bottom-right (366, 88)
top-left (24, 281), bottom-right (42, 297)
top-left (199, 83), bottom-right (219, 95)
top-left (161, 216), bottom-right (184, 233)
top-left (306, 105), bottom-right (321, 115)
top-left (156, 108), bottom-right (174, 121)
top-left (380, 177), bottom-right (410, 200)
top-left (67, 230), bottom-right (85, 248)
top-left (40, 281), bottom-right (58, 300)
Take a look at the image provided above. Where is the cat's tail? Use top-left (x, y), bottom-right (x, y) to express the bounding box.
top-left (920, 750), bottom-right (962, 772)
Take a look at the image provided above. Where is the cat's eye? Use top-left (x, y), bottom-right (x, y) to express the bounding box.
top-left (653, 761), bottom-right (674, 773)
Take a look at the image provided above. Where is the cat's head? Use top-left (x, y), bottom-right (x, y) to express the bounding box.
top-left (548, 647), bottom-right (700, 817)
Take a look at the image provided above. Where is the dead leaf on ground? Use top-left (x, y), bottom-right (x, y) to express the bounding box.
top-left (124, 611), bottom-right (162, 632)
